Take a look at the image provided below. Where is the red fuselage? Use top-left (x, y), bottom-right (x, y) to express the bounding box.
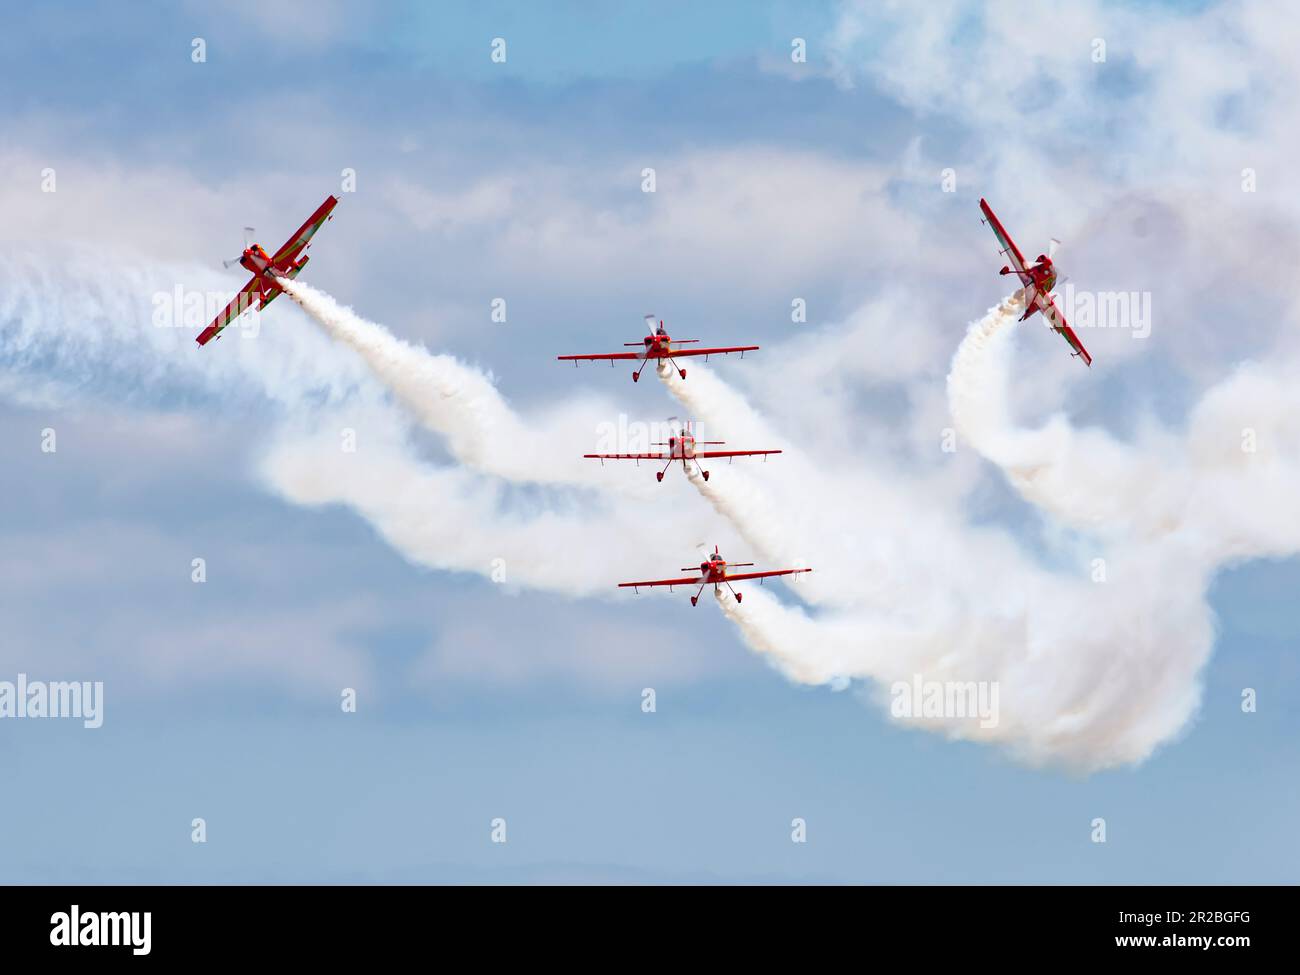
top-left (697, 556), bottom-right (728, 583)
top-left (642, 329), bottom-right (675, 356)
top-left (239, 244), bottom-right (273, 276)
top-left (667, 433), bottom-right (698, 459)
top-left (1015, 256), bottom-right (1059, 323)
top-left (1025, 256), bottom-right (1058, 297)
top-left (238, 244), bottom-right (310, 299)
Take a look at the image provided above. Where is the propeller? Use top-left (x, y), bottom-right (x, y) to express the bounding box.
top-left (1048, 237), bottom-right (1061, 260)
top-left (644, 313), bottom-right (657, 333)
top-left (222, 227), bottom-right (257, 269)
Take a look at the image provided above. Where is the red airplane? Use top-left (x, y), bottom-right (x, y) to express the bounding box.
top-left (979, 198), bottom-right (1092, 367)
top-left (585, 421), bottom-right (780, 482)
top-left (619, 545), bottom-right (811, 606)
top-left (558, 315), bottom-right (759, 382)
top-left (196, 195), bottom-right (338, 346)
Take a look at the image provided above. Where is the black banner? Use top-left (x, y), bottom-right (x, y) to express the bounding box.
top-left (0, 885), bottom-right (1282, 962)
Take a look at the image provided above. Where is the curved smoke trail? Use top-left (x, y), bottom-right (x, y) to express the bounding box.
top-left (644, 308), bottom-right (1230, 770)
top-left (947, 292), bottom-right (1300, 559)
top-left (277, 278), bottom-right (642, 490)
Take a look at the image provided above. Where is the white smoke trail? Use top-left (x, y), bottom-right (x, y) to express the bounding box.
top-left (249, 285), bottom-right (747, 595)
top-left (276, 278), bottom-right (645, 491)
top-left (257, 418), bottom-right (710, 597)
top-left (947, 293), bottom-right (1300, 558)
top-left (705, 544), bottom-right (1218, 769)
top-left (945, 292), bottom-right (1030, 468)
top-left (655, 358), bottom-right (913, 611)
top-left (647, 317), bottom-right (1234, 770)
top-left (0, 250), bottom-right (375, 413)
top-left (946, 293), bottom-right (1191, 539)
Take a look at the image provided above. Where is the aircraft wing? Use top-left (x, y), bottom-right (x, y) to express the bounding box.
top-left (584, 452), bottom-right (669, 461)
top-left (667, 345), bottom-right (759, 359)
top-left (618, 575), bottom-right (702, 590)
top-left (724, 568), bottom-right (812, 583)
top-left (557, 352), bottom-right (642, 362)
top-left (270, 195), bottom-right (339, 266)
top-left (696, 449), bottom-right (781, 459)
top-left (196, 279), bottom-right (263, 346)
top-left (1033, 290), bottom-right (1093, 367)
top-left (979, 198), bottom-right (1032, 287)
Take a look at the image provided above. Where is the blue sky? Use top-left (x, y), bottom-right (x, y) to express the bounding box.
top-left (1, 0), bottom-right (1298, 883)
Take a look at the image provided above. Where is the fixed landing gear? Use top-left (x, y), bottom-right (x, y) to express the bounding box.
top-left (690, 595), bottom-right (698, 606)
top-left (655, 472), bottom-right (664, 482)
top-left (679, 368), bottom-right (687, 379)
top-left (702, 470), bottom-right (710, 481)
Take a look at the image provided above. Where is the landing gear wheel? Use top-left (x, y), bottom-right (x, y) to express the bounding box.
top-left (656, 472), bottom-right (664, 482)
top-left (735, 592), bottom-right (743, 603)
top-left (679, 369), bottom-right (687, 379)
top-left (702, 470), bottom-right (710, 481)
top-left (690, 596), bottom-right (699, 606)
